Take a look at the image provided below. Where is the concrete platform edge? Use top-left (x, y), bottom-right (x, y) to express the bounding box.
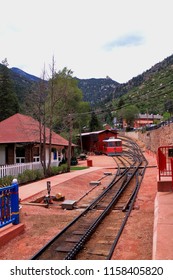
top-left (152, 191), bottom-right (173, 260)
top-left (152, 193), bottom-right (159, 260)
top-left (0, 223), bottom-right (25, 248)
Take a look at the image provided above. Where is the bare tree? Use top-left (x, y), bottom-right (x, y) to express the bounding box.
top-left (25, 58), bottom-right (87, 175)
top-left (24, 65), bottom-right (49, 175)
top-left (38, 66), bottom-right (48, 175)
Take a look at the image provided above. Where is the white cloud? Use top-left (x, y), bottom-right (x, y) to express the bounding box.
top-left (104, 34), bottom-right (145, 51)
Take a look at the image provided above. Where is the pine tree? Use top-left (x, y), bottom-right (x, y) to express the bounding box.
top-left (0, 59), bottom-right (19, 121)
top-left (89, 111), bottom-right (101, 131)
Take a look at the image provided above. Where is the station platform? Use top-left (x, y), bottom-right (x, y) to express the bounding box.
top-left (146, 151), bottom-right (173, 260)
top-left (153, 191), bottom-right (173, 259)
top-left (19, 166), bottom-right (103, 201)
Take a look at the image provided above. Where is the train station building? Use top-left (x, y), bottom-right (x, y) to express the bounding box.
top-left (0, 113), bottom-right (72, 166)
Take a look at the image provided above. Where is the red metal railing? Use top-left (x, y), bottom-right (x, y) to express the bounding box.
top-left (158, 146), bottom-right (173, 187)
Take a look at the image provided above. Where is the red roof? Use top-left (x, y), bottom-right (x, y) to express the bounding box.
top-left (81, 129), bottom-right (118, 136)
top-left (0, 113), bottom-right (69, 146)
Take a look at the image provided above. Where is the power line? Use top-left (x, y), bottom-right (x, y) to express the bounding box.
top-left (112, 86), bottom-right (173, 112)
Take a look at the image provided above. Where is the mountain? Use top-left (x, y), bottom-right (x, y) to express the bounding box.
top-left (76, 77), bottom-right (119, 105)
top-left (1, 53), bottom-right (173, 115)
top-left (11, 67), bottom-right (41, 82)
top-left (9, 67), bottom-right (42, 104)
top-left (10, 67), bottom-right (120, 106)
top-left (1, 64), bottom-right (28, 104)
top-left (111, 54), bottom-right (173, 115)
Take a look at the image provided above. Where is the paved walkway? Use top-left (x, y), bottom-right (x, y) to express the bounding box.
top-left (19, 155), bottom-right (116, 201)
top-left (19, 166), bottom-right (103, 201)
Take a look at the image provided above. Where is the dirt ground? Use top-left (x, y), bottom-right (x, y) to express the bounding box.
top-left (0, 152), bottom-right (158, 260)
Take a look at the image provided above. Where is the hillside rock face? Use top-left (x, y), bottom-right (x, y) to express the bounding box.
top-left (125, 123), bottom-right (173, 153)
top-left (77, 78), bottom-right (119, 105)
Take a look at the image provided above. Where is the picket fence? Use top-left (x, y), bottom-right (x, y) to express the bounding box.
top-left (0, 160), bottom-right (60, 179)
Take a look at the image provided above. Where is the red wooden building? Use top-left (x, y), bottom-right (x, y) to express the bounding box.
top-left (79, 129), bottom-right (118, 154)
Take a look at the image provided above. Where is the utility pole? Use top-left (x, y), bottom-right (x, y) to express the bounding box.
top-left (67, 114), bottom-right (73, 172)
top-left (79, 120), bottom-right (83, 153)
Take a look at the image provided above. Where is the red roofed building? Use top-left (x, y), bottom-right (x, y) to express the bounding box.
top-left (79, 129), bottom-right (118, 154)
top-left (0, 113), bottom-right (71, 165)
top-left (133, 113), bottom-right (162, 128)
top-left (122, 113), bottom-right (162, 129)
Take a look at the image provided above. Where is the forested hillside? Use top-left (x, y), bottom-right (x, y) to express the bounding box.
top-left (1, 53), bottom-right (173, 117)
top-left (112, 54), bottom-right (173, 115)
top-left (76, 77), bottom-right (119, 105)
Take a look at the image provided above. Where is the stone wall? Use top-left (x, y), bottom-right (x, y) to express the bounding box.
top-left (124, 123), bottom-right (173, 154)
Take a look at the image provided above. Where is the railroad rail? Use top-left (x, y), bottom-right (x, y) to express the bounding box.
top-left (31, 137), bottom-right (148, 260)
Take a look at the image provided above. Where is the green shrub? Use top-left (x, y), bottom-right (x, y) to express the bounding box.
top-left (0, 164), bottom-right (68, 186)
top-left (17, 172), bottom-right (29, 184)
top-left (0, 175), bottom-right (14, 187)
top-left (34, 169), bottom-right (44, 180)
top-left (25, 170), bottom-right (36, 182)
top-left (60, 164), bottom-right (68, 173)
top-left (50, 166), bottom-right (60, 176)
top-left (49, 164), bottom-right (68, 176)
top-left (17, 169), bottom-right (44, 184)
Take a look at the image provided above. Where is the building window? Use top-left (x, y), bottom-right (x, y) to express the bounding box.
top-left (52, 148), bottom-right (58, 160)
top-left (58, 151), bottom-right (61, 161)
top-left (16, 147), bottom-right (25, 163)
top-left (33, 156), bottom-right (40, 162)
top-left (33, 147), bottom-right (40, 162)
top-left (16, 157), bottom-right (25, 163)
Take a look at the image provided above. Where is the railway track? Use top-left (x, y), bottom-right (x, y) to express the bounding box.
top-left (31, 138), bottom-right (148, 260)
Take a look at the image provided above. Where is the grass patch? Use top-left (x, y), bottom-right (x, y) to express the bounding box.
top-left (70, 166), bottom-right (88, 171)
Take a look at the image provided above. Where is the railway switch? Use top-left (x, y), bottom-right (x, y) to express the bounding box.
top-left (61, 200), bottom-right (76, 210)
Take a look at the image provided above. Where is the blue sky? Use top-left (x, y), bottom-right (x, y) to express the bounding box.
top-left (1, 0), bottom-right (173, 83)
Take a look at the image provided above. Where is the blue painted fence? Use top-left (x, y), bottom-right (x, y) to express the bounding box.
top-left (0, 182), bottom-right (19, 228)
